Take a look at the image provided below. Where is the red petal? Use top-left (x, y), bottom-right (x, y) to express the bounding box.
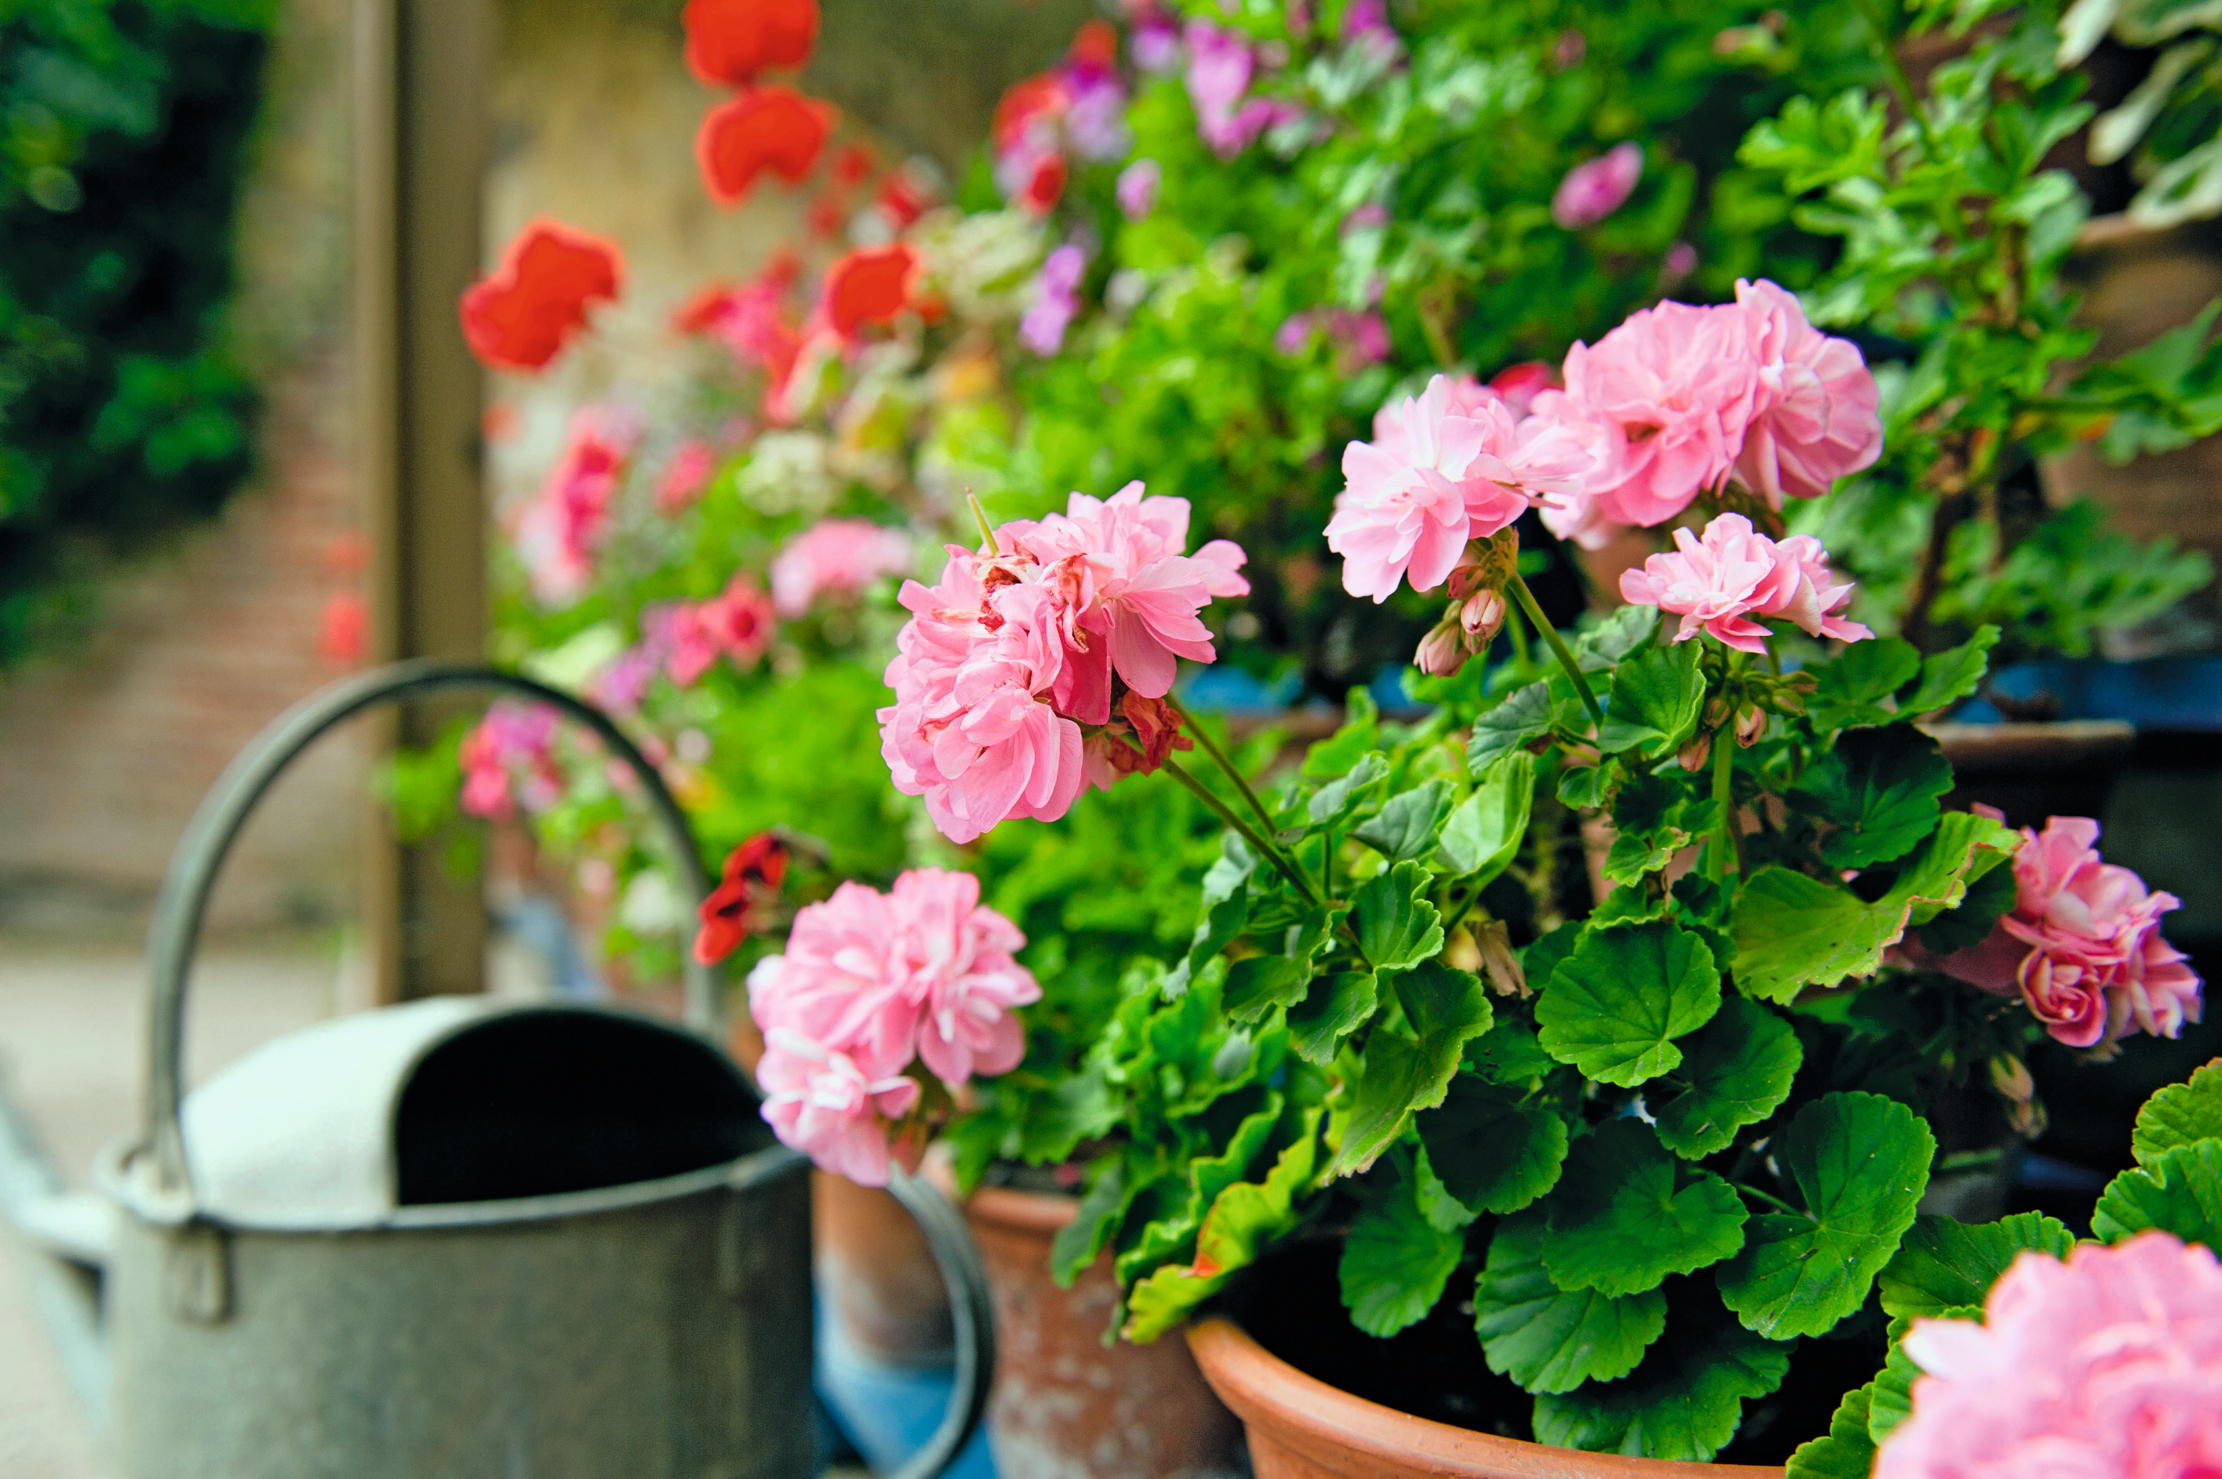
top-left (1018, 152), bottom-right (1067, 216)
top-left (458, 219), bottom-right (623, 372)
top-left (992, 73), bottom-right (1067, 152)
top-left (696, 86), bottom-right (835, 207)
top-left (683, 0), bottom-right (819, 87)
top-left (821, 244), bottom-right (921, 338)
top-left (1068, 20), bottom-right (1118, 72)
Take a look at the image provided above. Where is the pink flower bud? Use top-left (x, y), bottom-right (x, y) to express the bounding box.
top-left (1460, 588), bottom-right (1507, 647)
top-left (1415, 618), bottom-right (1468, 677)
top-left (1735, 704), bottom-right (1767, 747)
top-left (1677, 732), bottom-right (1713, 772)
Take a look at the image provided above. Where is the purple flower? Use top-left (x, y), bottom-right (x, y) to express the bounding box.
top-left (1063, 74), bottom-right (1131, 162)
top-left (1275, 307), bottom-right (1390, 370)
top-left (1342, 0), bottom-right (1401, 61)
top-left (1117, 158), bottom-right (1161, 220)
top-left (1020, 244), bottom-right (1087, 356)
top-left (1181, 19), bottom-right (1297, 157)
top-left (1341, 202), bottom-right (1390, 234)
top-left (1130, 14), bottom-right (1180, 73)
top-left (1551, 142), bottom-right (1643, 230)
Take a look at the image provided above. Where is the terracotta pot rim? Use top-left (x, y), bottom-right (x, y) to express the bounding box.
top-left (1186, 1315), bottom-right (1784, 1479)
top-left (957, 1178), bottom-right (1079, 1237)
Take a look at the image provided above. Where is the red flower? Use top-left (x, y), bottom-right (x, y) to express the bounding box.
top-left (458, 219), bottom-right (623, 373)
top-left (693, 833), bottom-right (791, 966)
top-left (805, 190), bottom-right (848, 241)
top-left (875, 169), bottom-right (931, 230)
top-left (683, 0), bottom-right (818, 87)
top-left (993, 73), bottom-right (1068, 154)
top-left (318, 593), bottom-right (368, 667)
top-left (1067, 19), bottom-right (1119, 74)
top-left (830, 143), bottom-right (877, 187)
top-left (696, 87), bottom-right (835, 207)
top-left (1018, 152), bottom-right (1067, 216)
top-left (821, 243), bottom-right (923, 338)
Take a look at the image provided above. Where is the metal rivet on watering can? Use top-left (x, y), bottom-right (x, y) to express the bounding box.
top-left (52, 661), bottom-right (994, 1479)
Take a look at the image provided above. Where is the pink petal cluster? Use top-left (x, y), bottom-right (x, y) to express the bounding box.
top-left (1329, 374), bottom-right (1594, 601)
top-left (513, 411), bottom-right (634, 608)
top-left (1183, 19), bottom-right (1299, 157)
top-left (1275, 306), bottom-right (1391, 373)
top-left (1876, 1232), bottom-right (2222, 1479)
top-left (1551, 280), bottom-right (1881, 526)
top-left (458, 703), bottom-right (561, 820)
top-left (656, 439), bottom-right (718, 514)
top-left (748, 868), bottom-right (1040, 1185)
top-left (1619, 512), bottom-right (1872, 654)
top-left (667, 575), bottom-right (776, 685)
top-left (1551, 142), bottom-right (1642, 230)
top-left (1929, 811), bottom-right (2202, 1049)
top-left (878, 483), bottom-right (1248, 843)
top-left (769, 519), bottom-right (913, 617)
top-left (1020, 244), bottom-right (1088, 357)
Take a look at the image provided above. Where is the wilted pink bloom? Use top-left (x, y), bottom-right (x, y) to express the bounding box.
top-left (1117, 158), bottom-right (1161, 220)
top-left (1552, 142), bottom-right (1642, 229)
top-left (1729, 278), bottom-right (1883, 503)
top-left (657, 439), bottom-right (717, 513)
top-left (1021, 244), bottom-right (1088, 356)
top-left (1330, 375), bottom-right (1594, 601)
top-left (667, 576), bottom-right (776, 685)
top-left (1619, 513), bottom-right (1871, 653)
top-left (1560, 299), bottom-right (1755, 527)
top-left (769, 519), bottom-right (913, 616)
top-left (514, 411), bottom-right (632, 607)
top-left (1876, 1233), bottom-right (2222, 1479)
top-left (879, 484), bottom-right (1245, 842)
top-left (1928, 810), bottom-right (2202, 1049)
top-left (755, 1031), bottom-right (921, 1187)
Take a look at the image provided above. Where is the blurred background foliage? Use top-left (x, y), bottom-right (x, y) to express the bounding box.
top-left (0, 0), bottom-right (275, 666)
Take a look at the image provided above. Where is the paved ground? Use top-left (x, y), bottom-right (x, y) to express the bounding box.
top-left (0, 930), bottom-right (339, 1478)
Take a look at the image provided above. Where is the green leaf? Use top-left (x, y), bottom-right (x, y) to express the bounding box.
top-left (1468, 680), bottom-right (1557, 771)
top-left (1788, 1379), bottom-right (1878, 1479)
top-left (1531, 1313), bottom-right (1789, 1462)
top-left (1328, 962), bottom-right (1493, 1178)
top-left (1575, 604), bottom-right (1660, 669)
top-left (1879, 1212), bottom-right (2075, 1319)
top-left (1303, 689), bottom-right (1379, 779)
top-left (1541, 1121), bottom-right (1749, 1296)
top-left (1287, 970), bottom-right (1377, 1065)
top-left (2092, 1139), bottom-right (2222, 1247)
top-left (1808, 638), bottom-right (1921, 727)
top-left (1339, 1164), bottom-right (1467, 1337)
top-left (2132, 1059), bottom-right (2222, 1167)
top-left (1418, 1076), bottom-right (1570, 1215)
top-left (1473, 1216), bottom-right (1666, 1394)
top-left (1310, 752), bottom-right (1389, 827)
top-left (1536, 921), bottom-right (1722, 1087)
top-left (1649, 998), bottom-right (1803, 1159)
top-left (1867, 1314), bottom-right (1949, 1445)
top-left (1355, 780), bottom-right (1452, 862)
top-left (1121, 1106), bottom-right (1323, 1341)
top-left (1436, 752), bottom-right (1534, 883)
top-left (1173, 835), bottom-right (1254, 992)
top-left (1223, 954), bottom-right (1310, 1024)
top-left (1556, 762), bottom-right (1610, 810)
top-left (1718, 1093), bottom-right (1936, 1339)
top-left (1788, 726), bottom-right (1954, 870)
top-left (1597, 643), bottom-right (1705, 759)
top-left (1468, 1016), bottom-right (1558, 1087)
top-left (1352, 859), bottom-right (1445, 974)
top-left (1902, 626), bottom-right (2000, 715)
top-left (1731, 810), bottom-right (2022, 1002)
top-left (1049, 1159), bottom-right (1128, 1286)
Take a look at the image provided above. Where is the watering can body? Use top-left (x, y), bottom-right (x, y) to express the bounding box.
top-left (61, 663), bottom-right (990, 1479)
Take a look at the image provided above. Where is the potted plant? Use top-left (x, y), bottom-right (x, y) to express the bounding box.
top-left (741, 265), bottom-right (2207, 1472)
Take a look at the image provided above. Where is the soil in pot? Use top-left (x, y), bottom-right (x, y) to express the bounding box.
top-left (960, 1174), bottom-right (1243, 1479)
top-left (1214, 1242), bottom-right (1876, 1472)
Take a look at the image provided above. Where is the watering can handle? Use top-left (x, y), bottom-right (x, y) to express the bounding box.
top-left (880, 1169), bottom-right (998, 1479)
top-left (141, 660), bottom-right (720, 1200)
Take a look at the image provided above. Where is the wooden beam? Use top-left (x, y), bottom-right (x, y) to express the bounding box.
top-left (354, 0), bottom-right (492, 1003)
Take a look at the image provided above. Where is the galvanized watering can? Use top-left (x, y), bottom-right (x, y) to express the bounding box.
top-left (44, 661), bottom-right (994, 1479)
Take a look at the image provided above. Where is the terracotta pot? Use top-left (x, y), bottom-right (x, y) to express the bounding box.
top-left (1929, 719), bottom-right (2136, 828)
top-left (960, 1180), bottom-right (1243, 1479)
top-left (1187, 1315), bottom-right (1783, 1479)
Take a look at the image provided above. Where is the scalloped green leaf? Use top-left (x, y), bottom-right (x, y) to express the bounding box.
top-left (1788, 726), bottom-right (1954, 870)
top-left (1879, 1212), bottom-right (2075, 1319)
top-left (1418, 1076), bottom-right (1570, 1215)
top-left (1531, 1312), bottom-right (1789, 1463)
top-left (1597, 642), bottom-right (1705, 759)
top-left (1902, 626), bottom-right (2000, 715)
top-left (1536, 920), bottom-right (1722, 1087)
top-left (1340, 1164), bottom-right (1467, 1337)
top-left (1650, 997), bottom-right (1803, 1159)
top-left (2132, 1059), bottom-right (2222, 1167)
top-left (1437, 752), bottom-right (1533, 882)
top-left (1327, 962), bottom-right (1492, 1178)
top-left (1788, 1378), bottom-right (1879, 1479)
top-left (1309, 751), bottom-right (1389, 827)
top-left (1352, 859), bottom-right (1445, 974)
top-left (1541, 1121), bottom-right (1749, 1296)
top-left (1718, 1093), bottom-right (1936, 1339)
top-left (1808, 638), bottom-right (1922, 727)
top-left (2093, 1139), bottom-right (2222, 1247)
top-left (1222, 954), bottom-right (1309, 1023)
top-left (1287, 969), bottom-right (1376, 1065)
top-left (1473, 1215), bottom-right (1666, 1394)
top-left (1355, 780), bottom-right (1453, 862)
top-left (1468, 679), bottom-right (1558, 771)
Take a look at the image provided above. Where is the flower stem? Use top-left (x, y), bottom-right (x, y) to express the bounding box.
top-left (1163, 757), bottom-right (1319, 907)
top-left (1508, 571), bottom-right (1604, 729)
top-left (1710, 729), bottom-right (1744, 880)
top-left (1165, 693), bottom-right (1279, 839)
top-left (966, 493), bottom-right (997, 552)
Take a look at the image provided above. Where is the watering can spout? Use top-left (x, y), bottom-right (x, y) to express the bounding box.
top-left (0, 1063), bottom-right (113, 1426)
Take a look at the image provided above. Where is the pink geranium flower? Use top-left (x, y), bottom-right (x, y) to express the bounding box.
top-left (1928, 811), bottom-right (2202, 1049)
top-left (1877, 1232), bottom-right (2222, 1479)
top-left (1730, 278), bottom-right (1884, 503)
top-left (1560, 299), bottom-right (1756, 527)
top-left (514, 410), bottom-right (633, 608)
top-left (1619, 513), bottom-right (1872, 653)
top-left (1551, 142), bottom-right (1643, 230)
top-left (756, 1031), bottom-right (921, 1187)
top-left (656, 439), bottom-right (718, 514)
top-left (667, 576), bottom-right (776, 685)
top-left (769, 519), bottom-right (913, 616)
top-left (1117, 158), bottom-right (1161, 220)
top-left (1020, 244), bottom-right (1087, 357)
top-left (1183, 19), bottom-right (1297, 156)
top-left (1329, 374), bottom-right (1593, 601)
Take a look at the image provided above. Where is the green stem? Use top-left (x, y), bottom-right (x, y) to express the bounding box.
top-left (1162, 757), bottom-right (1319, 907)
top-left (1322, 825), bottom-right (1336, 902)
top-left (1738, 1182), bottom-right (1801, 1217)
top-left (1508, 571), bottom-right (1604, 729)
top-left (966, 493), bottom-right (997, 552)
top-left (1710, 723), bottom-right (1743, 881)
top-left (1166, 693), bottom-right (1279, 839)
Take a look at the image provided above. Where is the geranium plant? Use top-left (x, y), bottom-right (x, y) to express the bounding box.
top-left (751, 278), bottom-right (2205, 1462)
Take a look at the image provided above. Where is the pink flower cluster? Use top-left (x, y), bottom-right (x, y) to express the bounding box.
top-left (459, 703), bottom-right (562, 820)
top-left (668, 575), bottom-right (776, 685)
top-left (1876, 1233), bottom-right (2222, 1479)
top-left (1551, 142), bottom-right (1642, 230)
top-left (1560, 278), bottom-right (1882, 526)
top-left (748, 868), bottom-right (1040, 1185)
top-left (1929, 811), bottom-right (2202, 1050)
top-left (1182, 18), bottom-right (1301, 157)
top-left (879, 483), bottom-right (1248, 843)
top-left (1619, 513), bottom-right (1872, 654)
top-left (769, 519), bottom-right (914, 616)
top-left (1328, 373), bottom-right (1593, 602)
top-left (514, 410), bottom-right (635, 608)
